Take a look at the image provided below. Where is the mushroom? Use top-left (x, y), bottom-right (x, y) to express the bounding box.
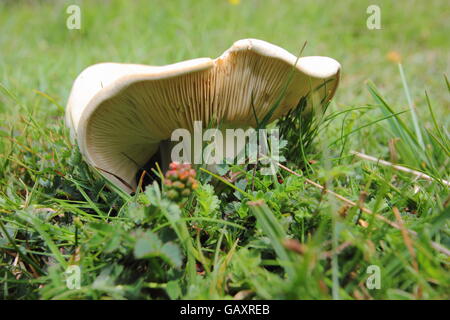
top-left (66, 38), bottom-right (341, 193)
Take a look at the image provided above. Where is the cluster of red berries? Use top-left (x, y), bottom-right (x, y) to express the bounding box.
top-left (164, 162), bottom-right (198, 201)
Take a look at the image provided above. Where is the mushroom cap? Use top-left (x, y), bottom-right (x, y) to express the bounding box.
top-left (66, 38), bottom-right (341, 193)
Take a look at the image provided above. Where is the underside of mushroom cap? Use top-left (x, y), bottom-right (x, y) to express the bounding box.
top-left (66, 38), bottom-right (341, 193)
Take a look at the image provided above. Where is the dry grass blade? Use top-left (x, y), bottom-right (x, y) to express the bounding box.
top-left (393, 207), bottom-right (419, 273)
top-left (275, 161), bottom-right (450, 256)
top-left (351, 151), bottom-right (450, 186)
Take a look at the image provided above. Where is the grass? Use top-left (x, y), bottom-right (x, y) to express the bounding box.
top-left (0, 0), bottom-right (449, 299)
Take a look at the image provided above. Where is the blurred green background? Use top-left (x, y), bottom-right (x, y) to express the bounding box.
top-left (0, 0), bottom-right (449, 122)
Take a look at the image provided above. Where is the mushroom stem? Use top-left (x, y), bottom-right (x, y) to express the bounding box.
top-left (158, 139), bottom-right (174, 174)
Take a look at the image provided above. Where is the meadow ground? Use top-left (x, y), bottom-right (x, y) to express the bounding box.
top-left (0, 0), bottom-right (449, 299)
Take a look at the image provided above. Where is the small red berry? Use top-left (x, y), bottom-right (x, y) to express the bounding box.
top-left (163, 162), bottom-right (198, 202)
